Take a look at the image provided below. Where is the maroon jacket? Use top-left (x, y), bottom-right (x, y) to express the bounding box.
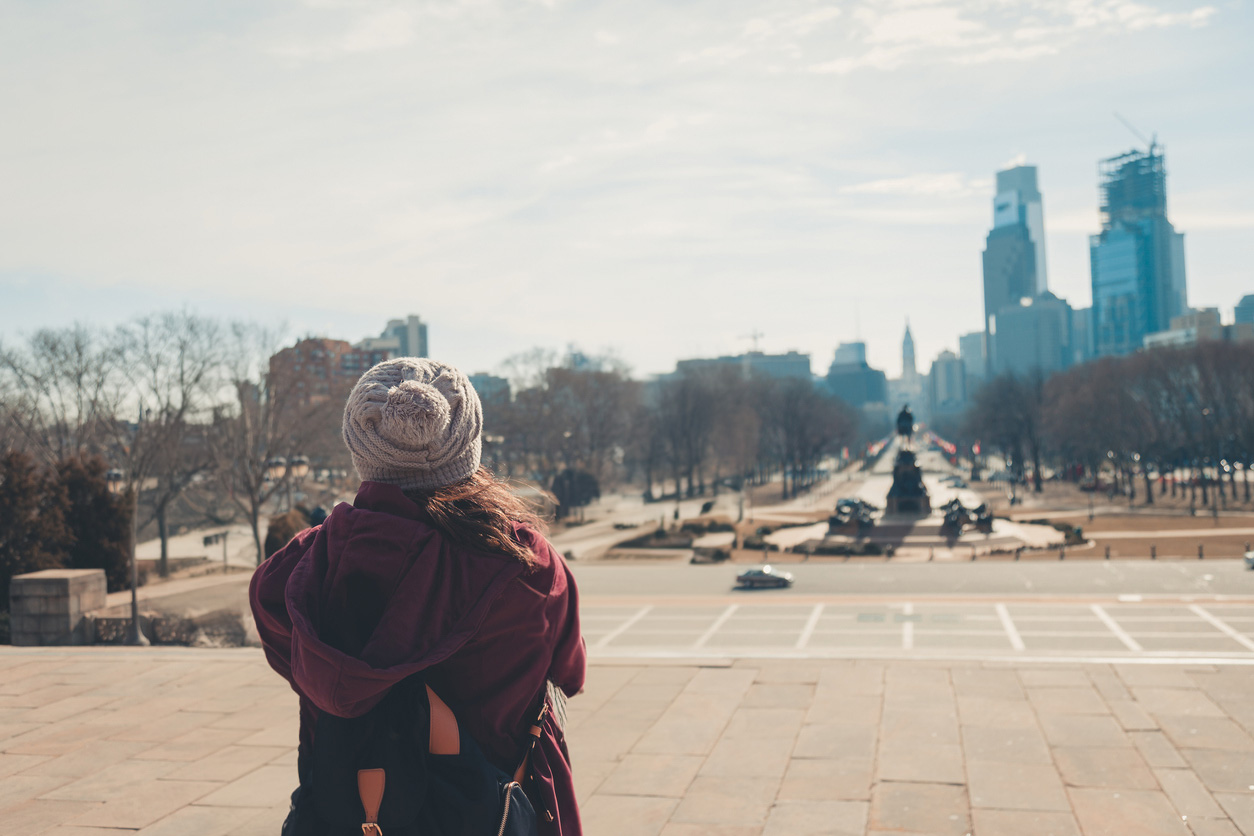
top-left (249, 482), bottom-right (586, 836)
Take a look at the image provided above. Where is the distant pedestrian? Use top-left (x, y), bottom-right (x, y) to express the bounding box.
top-left (251, 357), bottom-right (585, 835)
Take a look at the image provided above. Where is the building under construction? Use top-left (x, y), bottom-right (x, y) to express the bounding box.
top-left (1090, 143), bottom-right (1187, 357)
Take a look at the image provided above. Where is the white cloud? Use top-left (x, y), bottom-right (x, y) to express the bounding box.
top-left (341, 8), bottom-right (415, 52)
top-left (953, 42), bottom-right (1060, 64)
top-left (799, 0), bottom-right (1220, 74)
top-left (683, 5), bottom-right (843, 65)
top-left (809, 45), bottom-right (910, 73)
top-left (861, 6), bottom-right (989, 47)
top-left (1170, 210), bottom-right (1254, 231)
top-left (539, 154), bottom-right (577, 173)
top-left (0, 0), bottom-right (1247, 378)
top-left (1122, 4), bottom-right (1217, 29)
top-left (842, 172), bottom-right (993, 198)
top-left (267, 1), bottom-right (489, 60)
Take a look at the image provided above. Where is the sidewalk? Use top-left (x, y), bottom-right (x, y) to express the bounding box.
top-left (2, 647), bottom-right (1253, 835)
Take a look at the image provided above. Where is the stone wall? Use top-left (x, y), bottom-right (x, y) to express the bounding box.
top-left (8, 569), bottom-right (106, 645)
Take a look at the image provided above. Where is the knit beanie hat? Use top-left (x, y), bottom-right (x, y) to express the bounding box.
top-left (342, 357), bottom-right (483, 491)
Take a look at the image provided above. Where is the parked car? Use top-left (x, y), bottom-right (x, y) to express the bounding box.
top-left (1245, 550), bottom-right (1254, 571)
top-left (735, 565), bottom-right (794, 589)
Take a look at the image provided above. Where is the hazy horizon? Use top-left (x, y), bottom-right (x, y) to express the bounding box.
top-left (3, 0), bottom-right (1252, 380)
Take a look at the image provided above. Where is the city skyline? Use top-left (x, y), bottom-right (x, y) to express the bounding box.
top-left (2, 1), bottom-right (1251, 380)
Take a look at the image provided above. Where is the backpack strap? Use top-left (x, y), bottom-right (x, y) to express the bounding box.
top-left (357, 768), bottom-right (385, 835)
top-left (352, 686), bottom-right (458, 834)
top-left (512, 700), bottom-right (549, 783)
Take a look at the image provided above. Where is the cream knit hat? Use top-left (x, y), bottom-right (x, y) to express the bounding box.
top-left (342, 357), bottom-right (483, 491)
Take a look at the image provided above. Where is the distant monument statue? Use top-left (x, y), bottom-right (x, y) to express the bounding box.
top-left (886, 404), bottom-right (930, 516)
top-left (896, 404), bottom-right (914, 442)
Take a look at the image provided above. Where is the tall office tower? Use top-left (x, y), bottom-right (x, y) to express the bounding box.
top-left (1070, 307), bottom-right (1094, 366)
top-left (902, 321), bottom-right (917, 380)
top-left (385, 315), bottom-right (429, 358)
top-left (958, 332), bottom-right (987, 388)
top-left (1235, 294), bottom-right (1254, 326)
top-left (983, 165), bottom-right (1048, 373)
top-left (992, 292), bottom-right (1073, 377)
top-left (826, 342), bottom-right (888, 408)
top-left (359, 315), bottom-right (430, 358)
top-left (1089, 143), bottom-right (1187, 356)
top-left (927, 350), bottom-right (967, 420)
top-left (994, 166), bottom-right (1048, 293)
top-left (832, 342), bottom-right (867, 366)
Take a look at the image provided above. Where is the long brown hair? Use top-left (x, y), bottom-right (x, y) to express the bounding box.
top-left (403, 466), bottom-right (546, 566)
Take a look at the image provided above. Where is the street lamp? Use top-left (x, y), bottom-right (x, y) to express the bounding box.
top-left (264, 456), bottom-right (288, 510)
top-left (288, 455), bottom-right (310, 511)
top-left (105, 468), bottom-right (149, 646)
top-left (289, 456), bottom-right (310, 480)
top-left (265, 456), bottom-right (287, 482)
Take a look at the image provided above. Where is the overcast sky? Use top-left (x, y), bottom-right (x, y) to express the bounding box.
top-left (2, 0), bottom-right (1251, 379)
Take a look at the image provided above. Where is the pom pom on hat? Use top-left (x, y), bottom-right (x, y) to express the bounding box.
top-left (342, 358), bottom-right (482, 490)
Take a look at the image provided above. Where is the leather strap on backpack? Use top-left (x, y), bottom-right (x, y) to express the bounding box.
top-left (357, 768), bottom-right (385, 835)
top-left (375, 683), bottom-right (548, 816)
top-left (353, 686), bottom-right (456, 836)
top-left (512, 700), bottom-right (548, 784)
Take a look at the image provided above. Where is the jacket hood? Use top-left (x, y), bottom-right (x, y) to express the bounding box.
top-left (277, 482), bottom-right (527, 718)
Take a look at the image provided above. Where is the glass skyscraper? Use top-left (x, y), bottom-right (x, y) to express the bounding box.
top-left (1235, 294), bottom-right (1254, 325)
top-left (992, 165), bottom-right (1047, 294)
top-left (982, 164), bottom-right (1051, 376)
top-left (993, 291), bottom-right (1073, 376)
top-left (1089, 145), bottom-right (1187, 357)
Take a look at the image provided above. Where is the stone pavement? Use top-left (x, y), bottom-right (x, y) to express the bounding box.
top-left (3, 648), bottom-right (1254, 835)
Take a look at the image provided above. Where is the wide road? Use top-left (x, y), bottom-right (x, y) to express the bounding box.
top-left (581, 597), bottom-right (1254, 664)
top-left (569, 558), bottom-right (1254, 599)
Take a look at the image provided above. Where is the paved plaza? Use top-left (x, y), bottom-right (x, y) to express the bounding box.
top-left (4, 643), bottom-right (1254, 835)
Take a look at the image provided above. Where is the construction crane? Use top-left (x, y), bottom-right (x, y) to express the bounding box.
top-left (1114, 112), bottom-right (1157, 153)
top-left (740, 330), bottom-right (764, 352)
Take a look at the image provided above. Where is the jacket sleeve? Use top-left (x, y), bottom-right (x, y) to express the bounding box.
top-left (248, 526), bottom-right (318, 687)
top-left (546, 547), bottom-right (586, 697)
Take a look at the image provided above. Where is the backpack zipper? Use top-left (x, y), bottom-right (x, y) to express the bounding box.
top-left (497, 782), bottom-right (521, 836)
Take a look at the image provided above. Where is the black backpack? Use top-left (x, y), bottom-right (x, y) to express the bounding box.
top-left (282, 676), bottom-right (543, 836)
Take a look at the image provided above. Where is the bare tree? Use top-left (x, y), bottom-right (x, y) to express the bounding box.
top-left (656, 372), bottom-right (717, 498)
top-left (708, 370), bottom-right (761, 493)
top-left (967, 373), bottom-right (1046, 490)
top-left (1030, 343), bottom-right (1254, 507)
top-left (208, 323), bottom-right (328, 563)
top-left (624, 399), bottom-right (665, 500)
top-left (545, 367), bottom-right (639, 487)
top-left (112, 312), bottom-right (223, 576)
top-left (0, 350), bottom-right (25, 456)
top-left (763, 379), bottom-right (856, 499)
top-left (0, 325), bottom-right (121, 466)
top-left (499, 347), bottom-right (560, 393)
